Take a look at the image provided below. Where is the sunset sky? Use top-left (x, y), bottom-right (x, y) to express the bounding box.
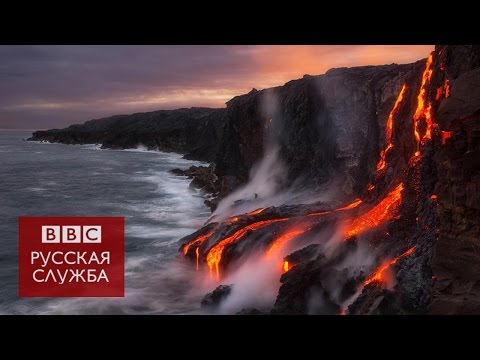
top-left (0, 45), bottom-right (434, 129)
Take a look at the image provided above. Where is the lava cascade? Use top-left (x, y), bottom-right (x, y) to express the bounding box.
top-left (182, 231), bottom-right (214, 256)
top-left (265, 228), bottom-right (308, 258)
top-left (376, 84), bottom-right (407, 172)
top-left (206, 218), bottom-right (289, 280)
top-left (308, 198), bottom-right (362, 217)
top-left (413, 53), bottom-right (434, 152)
top-left (344, 183), bottom-right (404, 238)
top-left (363, 247), bottom-right (416, 286)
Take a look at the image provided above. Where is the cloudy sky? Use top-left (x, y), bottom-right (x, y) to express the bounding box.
top-left (0, 45), bottom-right (433, 130)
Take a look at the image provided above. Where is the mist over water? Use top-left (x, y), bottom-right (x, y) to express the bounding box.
top-left (0, 131), bottom-right (211, 314)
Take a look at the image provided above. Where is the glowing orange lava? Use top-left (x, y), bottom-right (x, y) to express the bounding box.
top-left (363, 247), bottom-right (415, 286)
top-left (368, 184), bottom-right (375, 191)
top-left (226, 208), bottom-right (267, 225)
top-left (444, 79), bottom-right (450, 98)
top-left (266, 228), bottom-right (307, 257)
top-left (435, 86), bottom-right (443, 101)
top-left (430, 194), bottom-right (437, 200)
top-left (376, 84), bottom-right (407, 172)
top-left (206, 218), bottom-right (289, 280)
top-left (413, 54), bottom-right (434, 151)
top-left (435, 79), bottom-right (450, 101)
top-left (182, 231), bottom-right (214, 256)
top-left (309, 198), bottom-right (362, 217)
top-left (283, 260), bottom-right (291, 272)
top-left (441, 131), bottom-right (453, 144)
top-left (344, 183), bottom-right (403, 238)
top-left (246, 208), bottom-right (267, 216)
top-left (196, 247), bottom-right (200, 271)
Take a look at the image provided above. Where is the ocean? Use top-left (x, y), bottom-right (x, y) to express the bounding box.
top-left (0, 131), bottom-right (211, 314)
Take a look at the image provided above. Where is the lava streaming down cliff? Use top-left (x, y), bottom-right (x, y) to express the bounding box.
top-left (176, 49), bottom-right (456, 314)
top-left (206, 218), bottom-right (289, 280)
top-left (363, 247), bottom-right (415, 286)
top-left (413, 53), bottom-right (434, 153)
top-left (265, 228), bottom-right (308, 258)
top-left (182, 231), bottom-right (214, 256)
top-left (308, 198), bottom-right (362, 217)
top-left (344, 183), bottom-right (404, 238)
top-left (376, 84), bottom-right (407, 172)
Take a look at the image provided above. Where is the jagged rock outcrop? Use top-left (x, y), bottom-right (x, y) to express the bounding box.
top-left (29, 107), bottom-right (225, 162)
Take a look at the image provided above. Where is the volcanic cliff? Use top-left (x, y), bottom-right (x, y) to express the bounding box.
top-left (31, 45), bottom-right (480, 314)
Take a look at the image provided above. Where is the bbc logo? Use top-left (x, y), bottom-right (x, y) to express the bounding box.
top-left (41, 226), bottom-right (102, 244)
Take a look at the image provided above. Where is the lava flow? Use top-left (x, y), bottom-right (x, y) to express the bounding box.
top-left (283, 260), bottom-right (291, 272)
top-left (308, 198), bottom-right (362, 217)
top-left (196, 247), bottom-right (200, 271)
top-left (265, 227), bottom-right (308, 258)
top-left (246, 208), bottom-right (266, 216)
top-left (182, 231), bottom-right (214, 256)
top-left (226, 207), bottom-right (267, 224)
top-left (441, 131), bottom-right (453, 144)
top-left (363, 247), bottom-right (416, 286)
top-left (413, 53), bottom-right (434, 152)
top-left (206, 218), bottom-right (289, 280)
top-left (376, 84), bottom-right (407, 172)
top-left (344, 183), bottom-right (404, 238)
top-left (435, 79), bottom-right (451, 102)
top-left (444, 79), bottom-right (451, 98)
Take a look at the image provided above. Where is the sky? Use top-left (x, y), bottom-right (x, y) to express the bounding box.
top-left (0, 45), bottom-right (434, 130)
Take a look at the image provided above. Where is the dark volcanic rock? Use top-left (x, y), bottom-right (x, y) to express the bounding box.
top-left (201, 285), bottom-right (232, 309)
top-left (170, 164), bottom-right (218, 194)
top-left (236, 308), bottom-right (267, 315)
top-left (215, 63), bottom-right (420, 198)
top-left (182, 46), bottom-right (480, 315)
top-left (429, 45), bottom-right (480, 314)
top-left (29, 107), bottom-right (225, 163)
top-left (273, 241), bottom-right (361, 315)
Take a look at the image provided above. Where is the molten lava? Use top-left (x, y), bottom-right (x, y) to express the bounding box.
top-left (206, 218), bottom-right (289, 280)
top-left (444, 79), bottom-right (451, 98)
top-left (435, 86), bottom-right (443, 101)
top-left (283, 260), bottom-right (291, 272)
top-left (182, 231), bottom-right (214, 256)
top-left (441, 131), bottom-right (453, 144)
top-left (229, 216), bottom-right (240, 224)
top-left (413, 54), bottom-right (434, 151)
top-left (265, 228), bottom-right (307, 258)
top-left (246, 208), bottom-right (266, 216)
top-left (344, 183), bottom-right (404, 238)
top-left (376, 84), bottom-right (407, 172)
top-left (196, 247), bottom-right (200, 271)
top-left (308, 198), bottom-right (362, 217)
top-left (435, 79), bottom-right (451, 102)
top-left (226, 208), bottom-right (266, 225)
top-left (363, 247), bottom-right (415, 286)
top-left (367, 184), bottom-right (375, 191)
